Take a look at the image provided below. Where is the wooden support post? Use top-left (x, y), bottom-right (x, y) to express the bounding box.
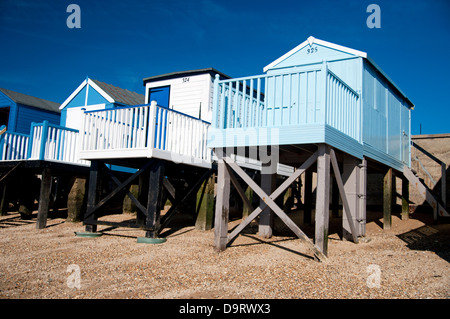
top-left (330, 149), bottom-right (359, 243)
top-left (195, 173), bottom-right (215, 231)
top-left (259, 171), bottom-right (276, 238)
top-left (401, 176), bottom-right (409, 221)
top-left (85, 161), bottom-right (102, 233)
top-left (67, 177), bottom-right (86, 222)
top-left (359, 158), bottom-right (367, 237)
top-left (342, 155), bottom-right (360, 240)
top-left (441, 163), bottom-right (446, 208)
top-left (214, 157), bottom-right (230, 252)
top-left (303, 169), bottom-right (313, 225)
top-left (0, 184), bottom-right (8, 216)
top-left (145, 160), bottom-right (165, 238)
top-left (383, 168), bottom-right (393, 230)
top-left (36, 168), bottom-right (52, 229)
top-left (315, 144), bottom-right (330, 258)
top-left (331, 176), bottom-right (340, 218)
top-left (242, 186), bottom-right (253, 219)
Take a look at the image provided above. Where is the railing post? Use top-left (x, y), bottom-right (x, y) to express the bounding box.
top-left (39, 120), bottom-right (49, 160)
top-left (212, 74), bottom-right (220, 129)
top-left (27, 122), bottom-right (36, 159)
top-left (147, 101), bottom-right (157, 155)
top-left (0, 125), bottom-right (6, 160)
top-left (321, 60), bottom-right (328, 125)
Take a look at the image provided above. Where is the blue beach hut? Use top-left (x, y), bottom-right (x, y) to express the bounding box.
top-left (209, 36), bottom-right (446, 260)
top-left (0, 88), bottom-right (60, 134)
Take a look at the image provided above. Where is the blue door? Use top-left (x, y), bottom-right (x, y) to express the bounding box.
top-left (148, 86), bottom-right (170, 150)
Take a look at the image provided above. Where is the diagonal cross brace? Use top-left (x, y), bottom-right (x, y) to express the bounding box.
top-left (329, 149), bottom-right (359, 243)
top-left (218, 149), bottom-right (327, 261)
top-left (84, 160), bottom-right (155, 220)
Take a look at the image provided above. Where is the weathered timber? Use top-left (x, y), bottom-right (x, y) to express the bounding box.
top-left (67, 177), bottom-right (86, 222)
top-left (383, 168), bottom-right (393, 230)
top-left (214, 158), bottom-right (230, 251)
top-left (330, 149), bottom-right (359, 243)
top-left (220, 151), bottom-right (327, 261)
top-left (195, 173), bottom-right (215, 231)
top-left (401, 175), bottom-right (409, 221)
top-left (303, 168), bottom-right (313, 225)
top-left (36, 168), bottom-right (52, 229)
top-left (85, 160), bottom-right (102, 233)
top-left (315, 145), bottom-right (331, 258)
top-left (145, 160), bottom-right (165, 238)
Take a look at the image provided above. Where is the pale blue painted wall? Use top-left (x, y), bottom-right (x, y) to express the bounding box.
top-left (210, 40), bottom-right (412, 169)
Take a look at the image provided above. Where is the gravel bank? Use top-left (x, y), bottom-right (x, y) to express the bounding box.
top-left (0, 210), bottom-right (449, 299)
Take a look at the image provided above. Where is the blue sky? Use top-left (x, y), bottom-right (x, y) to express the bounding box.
top-left (0, 0), bottom-right (449, 135)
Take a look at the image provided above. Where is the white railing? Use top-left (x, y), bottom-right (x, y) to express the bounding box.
top-left (81, 102), bottom-right (212, 166)
top-left (82, 104), bottom-right (150, 151)
top-left (0, 131), bottom-right (29, 160)
top-left (325, 69), bottom-right (360, 141)
top-left (213, 62), bottom-right (361, 142)
top-left (28, 121), bottom-right (88, 165)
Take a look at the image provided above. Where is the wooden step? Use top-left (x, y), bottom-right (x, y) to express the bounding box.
top-left (403, 165), bottom-right (449, 219)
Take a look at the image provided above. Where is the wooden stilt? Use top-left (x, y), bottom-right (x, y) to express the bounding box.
top-left (303, 169), bottom-right (312, 225)
top-left (145, 160), bottom-right (165, 238)
top-left (315, 144), bottom-right (330, 258)
top-left (342, 155), bottom-right (360, 240)
top-left (36, 168), bottom-right (52, 229)
top-left (359, 158), bottom-right (367, 237)
top-left (242, 186), bottom-right (253, 219)
top-left (195, 173), bottom-right (215, 231)
top-left (259, 170), bottom-right (276, 238)
top-left (331, 176), bottom-right (340, 218)
top-left (330, 149), bottom-right (359, 243)
top-left (383, 168), bottom-right (393, 230)
top-left (0, 184), bottom-right (8, 216)
top-left (67, 177), bottom-right (86, 222)
top-left (85, 161), bottom-right (102, 233)
top-left (214, 157), bottom-right (230, 252)
top-left (401, 175), bottom-right (409, 221)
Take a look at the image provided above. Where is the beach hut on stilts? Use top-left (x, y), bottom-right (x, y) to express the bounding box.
top-left (0, 79), bottom-right (146, 228)
top-left (76, 69), bottom-right (231, 241)
top-left (208, 36), bottom-right (448, 261)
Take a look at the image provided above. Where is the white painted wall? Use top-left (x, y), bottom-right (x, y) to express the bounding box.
top-left (145, 73), bottom-right (214, 123)
top-left (65, 103), bottom-right (106, 132)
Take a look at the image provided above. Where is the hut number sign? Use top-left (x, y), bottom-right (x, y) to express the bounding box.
top-left (306, 46), bottom-right (318, 54)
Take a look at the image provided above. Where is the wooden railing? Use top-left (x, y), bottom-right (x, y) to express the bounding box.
top-left (0, 122), bottom-right (88, 166)
top-left (0, 130), bottom-right (29, 161)
top-left (28, 121), bottom-right (88, 165)
top-left (212, 62), bottom-right (361, 142)
top-left (81, 102), bottom-right (212, 166)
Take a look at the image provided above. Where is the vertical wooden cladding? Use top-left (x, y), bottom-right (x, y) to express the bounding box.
top-left (325, 70), bottom-right (360, 142)
top-left (362, 61), bottom-right (411, 165)
top-left (214, 66), bottom-right (329, 131)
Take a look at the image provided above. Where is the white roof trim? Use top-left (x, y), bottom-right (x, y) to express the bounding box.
top-left (263, 36), bottom-right (367, 72)
top-left (59, 79), bottom-right (87, 109)
top-left (59, 77), bottom-right (115, 110)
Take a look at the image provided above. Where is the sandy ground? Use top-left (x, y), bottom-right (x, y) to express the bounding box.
top-left (0, 209), bottom-right (449, 299)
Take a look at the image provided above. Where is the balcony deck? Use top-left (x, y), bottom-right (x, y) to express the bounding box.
top-left (78, 102), bottom-right (212, 169)
top-left (207, 63), bottom-right (363, 157)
